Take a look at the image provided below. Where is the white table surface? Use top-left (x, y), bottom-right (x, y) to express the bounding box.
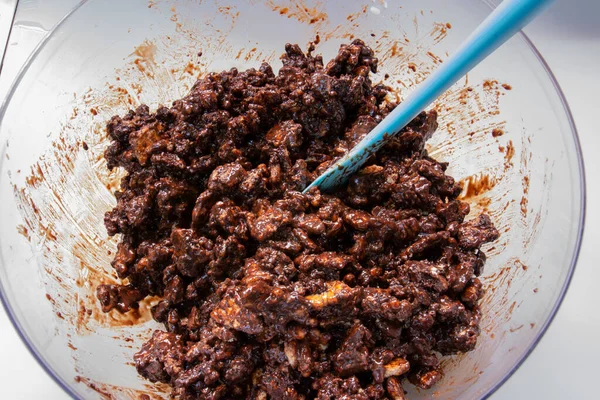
top-left (1, 0), bottom-right (598, 398)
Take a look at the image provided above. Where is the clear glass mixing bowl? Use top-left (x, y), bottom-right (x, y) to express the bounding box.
top-left (0, 0), bottom-right (585, 399)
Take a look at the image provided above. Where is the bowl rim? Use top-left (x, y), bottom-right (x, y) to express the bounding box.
top-left (0, 1), bottom-right (587, 399)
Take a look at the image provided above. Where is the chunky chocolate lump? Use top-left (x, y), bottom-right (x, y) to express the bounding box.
top-left (99, 40), bottom-right (499, 399)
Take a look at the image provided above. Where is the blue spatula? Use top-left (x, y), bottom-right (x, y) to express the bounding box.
top-left (305, 0), bottom-right (553, 192)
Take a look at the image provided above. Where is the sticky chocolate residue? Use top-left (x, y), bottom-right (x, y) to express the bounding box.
top-left (459, 173), bottom-right (497, 199)
top-left (74, 375), bottom-right (168, 400)
top-left (267, 0), bottom-right (329, 25)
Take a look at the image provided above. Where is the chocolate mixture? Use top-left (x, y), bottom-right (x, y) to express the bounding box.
top-left (98, 40), bottom-right (499, 399)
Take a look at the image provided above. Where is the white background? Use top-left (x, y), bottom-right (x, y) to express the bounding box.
top-left (0, 0), bottom-right (598, 398)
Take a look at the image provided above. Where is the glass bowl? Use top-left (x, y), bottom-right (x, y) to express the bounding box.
top-left (0, 0), bottom-right (585, 399)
